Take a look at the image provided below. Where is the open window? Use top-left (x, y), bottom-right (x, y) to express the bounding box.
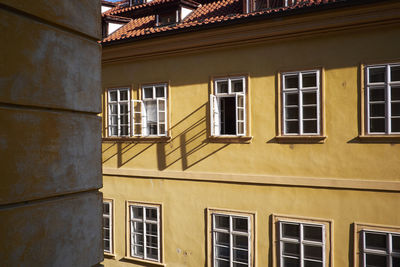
top-left (131, 84), bottom-right (168, 137)
top-left (210, 77), bottom-right (247, 137)
top-left (246, 0), bottom-right (297, 14)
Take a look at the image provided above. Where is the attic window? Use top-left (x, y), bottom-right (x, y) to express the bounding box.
top-left (248, 0), bottom-right (297, 12)
top-left (156, 11), bottom-right (178, 26)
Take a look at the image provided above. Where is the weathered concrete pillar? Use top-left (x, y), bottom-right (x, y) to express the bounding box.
top-left (0, 1), bottom-right (103, 266)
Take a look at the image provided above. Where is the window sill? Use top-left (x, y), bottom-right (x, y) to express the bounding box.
top-left (104, 252), bottom-right (116, 259)
top-left (208, 136), bottom-right (253, 143)
top-left (102, 136), bottom-right (171, 143)
top-left (357, 135), bottom-right (400, 143)
top-left (122, 256), bottom-right (165, 266)
top-left (274, 135), bottom-right (327, 143)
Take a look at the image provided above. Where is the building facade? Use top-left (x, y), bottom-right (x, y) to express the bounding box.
top-left (101, 0), bottom-right (400, 266)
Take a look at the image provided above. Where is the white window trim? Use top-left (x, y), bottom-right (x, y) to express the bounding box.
top-left (361, 229), bottom-right (400, 267)
top-left (282, 70), bottom-right (321, 136)
top-left (103, 200), bottom-right (113, 254)
top-left (108, 88), bottom-right (131, 137)
top-left (278, 220), bottom-right (326, 267)
top-left (210, 76), bottom-right (247, 137)
top-left (365, 63), bottom-right (400, 135)
top-left (129, 204), bottom-right (161, 262)
top-left (212, 213), bottom-right (251, 267)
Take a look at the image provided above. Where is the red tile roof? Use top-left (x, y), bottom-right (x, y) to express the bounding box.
top-left (101, 0), bottom-right (371, 44)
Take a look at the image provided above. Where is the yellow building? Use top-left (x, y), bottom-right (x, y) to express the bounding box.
top-left (100, 0), bottom-right (400, 266)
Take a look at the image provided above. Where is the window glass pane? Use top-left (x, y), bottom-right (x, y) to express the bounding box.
top-left (103, 203), bottom-right (110, 215)
top-left (233, 235), bottom-right (248, 249)
top-left (369, 67), bottom-right (386, 83)
top-left (104, 240), bottom-right (110, 251)
top-left (285, 107), bottom-right (299, 120)
top-left (233, 217), bottom-right (248, 232)
top-left (156, 86), bottom-right (165, 97)
top-left (285, 93), bottom-right (298, 106)
top-left (132, 206), bottom-right (143, 219)
top-left (215, 215), bottom-right (229, 230)
top-left (104, 228), bottom-right (110, 239)
top-left (303, 92), bottom-right (317, 105)
top-left (303, 106), bottom-right (317, 119)
top-left (216, 259), bottom-right (230, 267)
top-left (393, 235), bottom-right (400, 252)
top-left (143, 87), bottom-right (153, 99)
top-left (133, 245), bottom-right (144, 257)
top-left (392, 86), bottom-right (400, 101)
top-left (283, 257), bottom-right (299, 267)
top-left (366, 254), bottom-right (386, 266)
top-left (132, 233), bottom-right (144, 245)
top-left (238, 109), bottom-right (244, 121)
top-left (109, 104), bottom-right (118, 115)
top-left (232, 79), bottom-right (244, 92)
top-left (282, 223), bottom-right (300, 239)
top-left (158, 100), bottom-right (166, 111)
top-left (146, 247), bottom-right (158, 260)
top-left (369, 118), bottom-right (385, 133)
top-left (365, 232), bottom-right (387, 250)
top-left (393, 257), bottom-right (400, 266)
top-left (282, 242), bottom-right (299, 257)
top-left (121, 126), bottom-right (129, 136)
top-left (303, 120), bottom-right (318, 134)
top-left (392, 118), bottom-right (400, 133)
top-left (233, 263), bottom-right (248, 267)
top-left (216, 81), bottom-right (228, 94)
top-left (159, 124), bottom-right (166, 135)
top-left (110, 115), bottom-right (118, 125)
top-left (146, 223), bottom-right (158, 236)
top-left (233, 248), bottom-right (248, 263)
top-left (304, 245), bottom-right (323, 260)
top-left (391, 66), bottom-right (400, 82)
top-left (285, 75), bottom-right (299, 89)
top-left (146, 208), bottom-right (158, 221)
top-left (392, 103), bottom-right (400, 116)
top-left (145, 100), bottom-right (157, 124)
top-left (110, 126), bottom-right (118, 136)
top-left (146, 235), bottom-right (158, 248)
top-left (109, 91), bottom-right (117, 102)
top-left (103, 217), bottom-right (110, 227)
top-left (120, 104), bottom-right (129, 114)
top-left (304, 225), bottom-right (323, 242)
top-left (304, 261), bottom-right (323, 267)
top-left (369, 88), bottom-right (385, 101)
top-left (132, 221), bottom-right (143, 233)
top-left (237, 95), bottom-right (244, 107)
top-left (302, 73), bottom-right (317, 88)
top-left (286, 121), bottom-right (299, 134)
top-left (216, 245), bottom-right (230, 260)
top-left (216, 232), bottom-right (230, 246)
top-left (121, 115), bottom-right (129, 124)
top-left (120, 90), bottom-right (128, 101)
top-left (370, 103), bottom-right (385, 117)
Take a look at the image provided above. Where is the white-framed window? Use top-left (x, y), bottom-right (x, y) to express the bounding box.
top-left (282, 70), bottom-right (321, 135)
top-left (212, 213), bottom-right (251, 267)
top-left (129, 204), bottom-right (161, 262)
top-left (278, 220), bottom-right (325, 267)
top-left (361, 230), bottom-right (400, 267)
top-left (365, 63), bottom-right (400, 134)
top-left (130, 84), bottom-right (168, 137)
top-left (103, 200), bottom-right (113, 254)
top-left (108, 88), bottom-right (130, 137)
top-left (210, 77), bottom-right (247, 136)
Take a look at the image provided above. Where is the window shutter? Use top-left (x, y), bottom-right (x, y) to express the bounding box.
top-left (236, 93), bottom-right (246, 136)
top-left (210, 94), bottom-right (220, 136)
top-left (157, 98), bottom-right (167, 136)
top-left (131, 100), bottom-right (144, 136)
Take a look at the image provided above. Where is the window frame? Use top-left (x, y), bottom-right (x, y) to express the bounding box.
top-left (364, 63), bottom-right (400, 135)
top-left (354, 223), bottom-right (400, 267)
top-left (280, 70), bottom-right (322, 136)
top-left (107, 87), bottom-right (131, 137)
top-left (103, 199), bottom-right (115, 256)
top-left (272, 214), bottom-right (333, 267)
top-left (207, 208), bottom-right (256, 267)
top-left (126, 201), bottom-right (164, 265)
top-left (210, 76), bottom-right (250, 138)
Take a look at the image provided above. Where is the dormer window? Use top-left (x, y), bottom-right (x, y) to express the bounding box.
top-left (246, 0), bottom-right (297, 13)
top-left (155, 0), bottom-right (197, 26)
top-left (156, 10), bottom-right (178, 26)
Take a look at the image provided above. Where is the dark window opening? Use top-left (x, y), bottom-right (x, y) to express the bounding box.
top-left (158, 12), bottom-right (177, 26)
top-left (220, 97), bottom-right (236, 135)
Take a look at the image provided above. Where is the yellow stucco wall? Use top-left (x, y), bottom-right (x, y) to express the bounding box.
top-left (101, 3), bottom-right (400, 266)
